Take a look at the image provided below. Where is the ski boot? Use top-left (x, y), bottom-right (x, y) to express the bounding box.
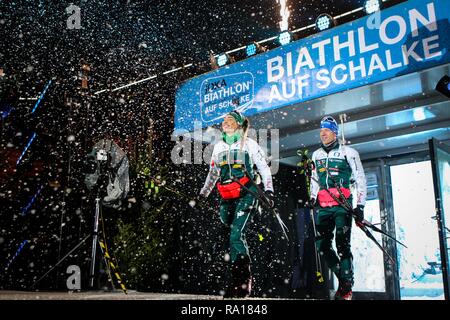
top-left (224, 256), bottom-right (252, 298)
top-left (335, 280), bottom-right (353, 300)
top-left (234, 256), bottom-right (252, 298)
top-left (223, 260), bottom-right (241, 298)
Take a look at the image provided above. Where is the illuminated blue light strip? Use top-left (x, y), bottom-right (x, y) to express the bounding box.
top-left (20, 185), bottom-right (44, 216)
top-left (16, 132), bottom-right (37, 165)
top-left (5, 240), bottom-right (29, 270)
top-left (31, 79), bottom-right (52, 114)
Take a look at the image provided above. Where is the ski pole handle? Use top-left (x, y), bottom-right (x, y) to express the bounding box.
top-left (339, 114), bottom-right (347, 145)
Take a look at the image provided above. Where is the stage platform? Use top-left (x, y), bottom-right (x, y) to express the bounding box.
top-left (0, 290), bottom-right (226, 300)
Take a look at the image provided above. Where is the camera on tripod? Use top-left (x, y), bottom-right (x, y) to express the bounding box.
top-left (84, 139), bottom-right (129, 209)
top-left (96, 149), bottom-right (108, 161)
top-left (83, 139), bottom-right (130, 289)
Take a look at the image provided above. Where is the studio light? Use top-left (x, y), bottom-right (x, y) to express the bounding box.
top-left (278, 31), bottom-right (292, 46)
top-left (246, 43), bottom-right (257, 56)
top-left (364, 0), bottom-right (381, 15)
top-left (246, 42), bottom-right (267, 57)
top-left (217, 53), bottom-right (232, 67)
top-left (316, 13), bottom-right (336, 31)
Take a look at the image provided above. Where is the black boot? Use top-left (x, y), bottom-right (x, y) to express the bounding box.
top-left (224, 255), bottom-right (252, 298)
top-left (234, 255), bottom-right (252, 298)
top-left (223, 263), bottom-right (240, 298)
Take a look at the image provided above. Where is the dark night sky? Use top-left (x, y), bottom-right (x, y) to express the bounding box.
top-left (0, 0), bottom-right (369, 93)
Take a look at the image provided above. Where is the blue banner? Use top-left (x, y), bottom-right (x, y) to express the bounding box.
top-left (175, 0), bottom-right (450, 132)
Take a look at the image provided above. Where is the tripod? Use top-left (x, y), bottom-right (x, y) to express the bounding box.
top-left (85, 153), bottom-right (111, 289)
top-left (88, 185), bottom-right (126, 292)
top-left (32, 164), bottom-right (126, 293)
top-left (88, 166), bottom-right (128, 293)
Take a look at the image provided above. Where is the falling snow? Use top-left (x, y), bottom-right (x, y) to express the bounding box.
top-left (1, 0), bottom-right (446, 302)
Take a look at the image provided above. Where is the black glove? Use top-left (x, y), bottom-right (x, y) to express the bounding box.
top-left (306, 198), bottom-right (317, 209)
top-left (353, 205), bottom-right (365, 222)
top-left (265, 190), bottom-right (275, 208)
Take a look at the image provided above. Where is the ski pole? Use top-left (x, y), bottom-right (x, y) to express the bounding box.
top-left (316, 167), bottom-right (407, 249)
top-left (142, 173), bottom-right (211, 211)
top-left (244, 177), bottom-right (290, 241)
top-left (339, 114), bottom-right (347, 145)
top-left (231, 177), bottom-right (290, 241)
top-left (355, 221), bottom-right (396, 264)
top-left (360, 219), bottom-right (407, 248)
top-left (308, 174), bottom-right (399, 265)
top-left (297, 150), bottom-right (325, 283)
